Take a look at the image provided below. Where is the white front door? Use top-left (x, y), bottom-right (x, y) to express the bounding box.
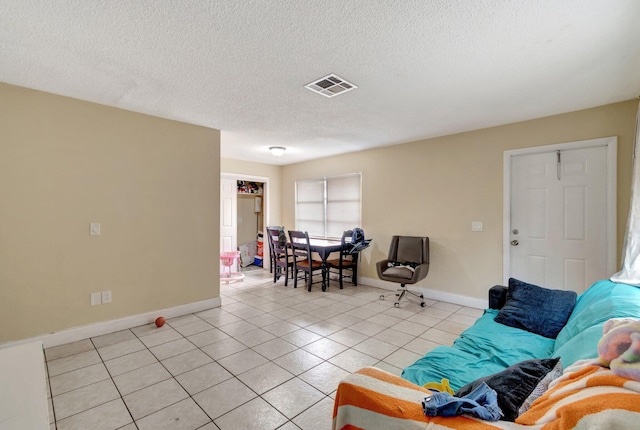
top-left (220, 178), bottom-right (237, 254)
top-left (506, 138), bottom-right (616, 293)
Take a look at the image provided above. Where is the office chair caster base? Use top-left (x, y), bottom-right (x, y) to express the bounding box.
top-left (394, 302), bottom-right (400, 308)
top-left (379, 295), bottom-right (385, 300)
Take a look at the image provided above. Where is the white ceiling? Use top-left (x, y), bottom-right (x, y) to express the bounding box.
top-left (1, 1), bottom-right (639, 166)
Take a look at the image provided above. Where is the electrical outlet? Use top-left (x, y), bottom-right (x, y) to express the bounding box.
top-left (472, 221), bottom-right (484, 232)
top-left (90, 222), bottom-right (101, 235)
top-left (101, 290), bottom-right (112, 304)
top-left (91, 292), bottom-right (101, 306)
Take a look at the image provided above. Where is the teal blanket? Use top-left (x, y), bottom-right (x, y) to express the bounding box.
top-left (402, 280), bottom-right (640, 391)
top-left (402, 309), bottom-right (555, 391)
top-left (553, 279), bottom-right (640, 365)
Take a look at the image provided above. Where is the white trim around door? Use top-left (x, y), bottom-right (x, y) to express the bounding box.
top-left (221, 172), bottom-right (271, 230)
top-left (502, 136), bottom-right (617, 286)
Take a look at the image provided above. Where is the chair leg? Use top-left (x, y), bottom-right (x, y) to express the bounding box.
top-left (399, 285), bottom-right (425, 307)
top-left (395, 287), bottom-right (407, 307)
top-left (273, 266), bottom-right (279, 284)
top-left (406, 289), bottom-right (425, 305)
top-left (284, 265), bottom-right (289, 286)
top-left (339, 266), bottom-right (344, 289)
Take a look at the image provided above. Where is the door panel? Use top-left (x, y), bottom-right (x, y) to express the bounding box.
top-left (509, 146), bottom-right (608, 293)
top-left (220, 178), bottom-right (237, 254)
top-left (564, 186), bottom-right (585, 240)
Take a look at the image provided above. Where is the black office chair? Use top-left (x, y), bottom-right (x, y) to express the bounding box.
top-left (288, 230), bottom-right (324, 291)
top-left (377, 236), bottom-right (430, 307)
top-left (266, 227), bottom-right (293, 285)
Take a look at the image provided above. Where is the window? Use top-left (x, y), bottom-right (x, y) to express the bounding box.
top-left (295, 173), bottom-right (362, 238)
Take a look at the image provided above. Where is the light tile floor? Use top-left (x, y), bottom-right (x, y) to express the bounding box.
top-left (45, 268), bottom-right (483, 430)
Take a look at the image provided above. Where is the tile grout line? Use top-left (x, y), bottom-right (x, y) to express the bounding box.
top-left (90, 336), bottom-right (137, 430)
top-left (48, 272), bottom-right (465, 429)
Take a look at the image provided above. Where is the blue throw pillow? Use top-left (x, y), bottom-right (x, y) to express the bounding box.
top-left (494, 278), bottom-right (577, 339)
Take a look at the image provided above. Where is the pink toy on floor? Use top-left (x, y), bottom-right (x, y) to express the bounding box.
top-left (597, 318), bottom-right (640, 381)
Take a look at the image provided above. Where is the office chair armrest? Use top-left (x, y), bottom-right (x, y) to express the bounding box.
top-left (376, 259), bottom-right (391, 277)
top-left (409, 263), bottom-right (429, 284)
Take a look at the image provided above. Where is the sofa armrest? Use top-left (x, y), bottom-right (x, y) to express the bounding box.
top-left (333, 367), bottom-right (430, 429)
top-left (489, 285), bottom-right (508, 309)
top-left (334, 367), bottom-right (511, 429)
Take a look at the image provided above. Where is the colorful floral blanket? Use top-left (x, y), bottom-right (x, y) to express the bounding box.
top-left (332, 364), bottom-right (640, 429)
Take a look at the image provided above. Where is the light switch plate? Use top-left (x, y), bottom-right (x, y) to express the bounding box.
top-left (101, 290), bottom-right (112, 304)
top-left (90, 223), bottom-right (101, 235)
top-left (91, 292), bottom-right (101, 306)
top-left (472, 221), bottom-right (483, 232)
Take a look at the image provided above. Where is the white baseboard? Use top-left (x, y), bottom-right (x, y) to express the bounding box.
top-left (3, 297), bottom-right (222, 350)
top-left (359, 276), bottom-right (486, 309)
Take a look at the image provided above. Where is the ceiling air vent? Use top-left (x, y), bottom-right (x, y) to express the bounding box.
top-left (305, 74), bottom-right (357, 98)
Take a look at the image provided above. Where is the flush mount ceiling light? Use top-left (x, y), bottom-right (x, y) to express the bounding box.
top-left (269, 146), bottom-right (286, 157)
top-left (305, 74), bottom-right (357, 98)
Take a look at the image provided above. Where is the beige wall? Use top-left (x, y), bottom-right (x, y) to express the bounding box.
top-left (282, 100), bottom-right (637, 301)
top-left (0, 83), bottom-right (221, 343)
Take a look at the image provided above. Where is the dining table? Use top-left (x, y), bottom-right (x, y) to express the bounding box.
top-left (308, 237), bottom-right (345, 291)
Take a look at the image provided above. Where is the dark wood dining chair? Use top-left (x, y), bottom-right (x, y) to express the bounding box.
top-left (288, 230), bottom-right (324, 291)
top-left (266, 227), bottom-right (293, 285)
top-left (327, 230), bottom-right (358, 289)
top-left (265, 225), bottom-right (285, 275)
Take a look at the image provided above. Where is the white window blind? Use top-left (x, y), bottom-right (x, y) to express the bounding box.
top-left (296, 173), bottom-right (361, 238)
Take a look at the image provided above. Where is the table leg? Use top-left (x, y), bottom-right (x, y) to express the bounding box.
top-left (321, 262), bottom-right (328, 291)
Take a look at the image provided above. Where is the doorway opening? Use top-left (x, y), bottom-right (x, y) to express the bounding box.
top-left (237, 180), bottom-right (265, 269)
top-left (220, 173), bottom-right (270, 272)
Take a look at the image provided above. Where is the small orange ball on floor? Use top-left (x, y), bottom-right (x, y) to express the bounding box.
top-left (155, 316), bottom-right (166, 327)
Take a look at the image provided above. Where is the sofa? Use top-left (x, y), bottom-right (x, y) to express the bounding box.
top-left (332, 279), bottom-right (640, 429)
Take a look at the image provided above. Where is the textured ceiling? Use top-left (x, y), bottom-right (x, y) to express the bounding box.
top-left (1, 1), bottom-right (639, 165)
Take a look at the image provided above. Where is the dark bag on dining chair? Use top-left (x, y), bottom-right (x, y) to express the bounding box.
top-left (278, 229), bottom-right (287, 247)
top-left (352, 228), bottom-right (365, 245)
top-left (349, 228), bottom-right (371, 254)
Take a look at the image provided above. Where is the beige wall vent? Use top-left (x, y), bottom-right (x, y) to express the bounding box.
top-left (305, 74), bottom-right (357, 98)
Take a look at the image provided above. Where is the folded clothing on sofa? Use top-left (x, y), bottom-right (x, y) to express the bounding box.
top-left (597, 317), bottom-right (640, 381)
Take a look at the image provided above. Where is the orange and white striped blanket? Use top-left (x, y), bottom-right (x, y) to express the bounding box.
top-left (515, 360), bottom-right (640, 428)
top-left (332, 364), bottom-right (640, 430)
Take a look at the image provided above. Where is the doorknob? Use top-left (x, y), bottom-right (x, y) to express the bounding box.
top-left (511, 240), bottom-right (519, 246)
